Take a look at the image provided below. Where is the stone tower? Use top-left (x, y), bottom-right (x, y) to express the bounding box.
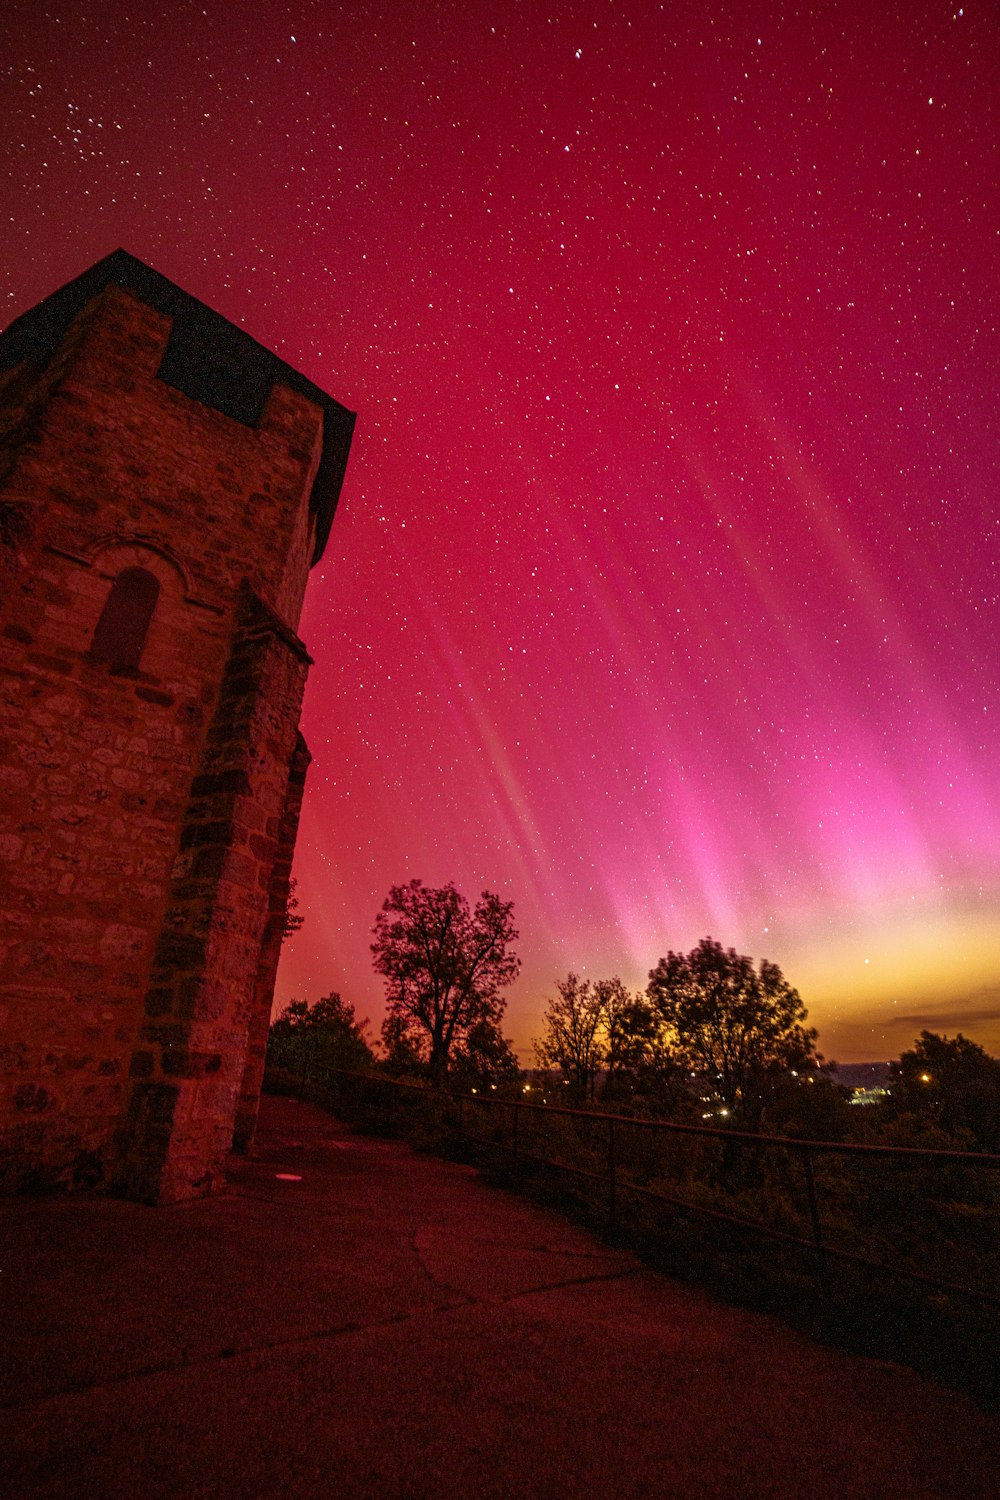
top-left (0, 251), bottom-right (354, 1203)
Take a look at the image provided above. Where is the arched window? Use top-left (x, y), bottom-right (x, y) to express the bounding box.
top-left (90, 566), bottom-right (160, 671)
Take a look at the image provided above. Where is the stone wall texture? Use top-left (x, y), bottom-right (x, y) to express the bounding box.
top-left (0, 257), bottom-right (352, 1203)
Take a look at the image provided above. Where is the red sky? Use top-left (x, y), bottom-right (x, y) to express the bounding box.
top-left (4, 1), bottom-right (998, 1062)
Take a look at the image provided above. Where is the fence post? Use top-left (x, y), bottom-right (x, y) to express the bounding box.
top-left (457, 1093), bottom-right (464, 1134)
top-left (513, 1098), bottom-right (520, 1163)
top-left (608, 1116), bottom-right (617, 1232)
top-left (801, 1144), bottom-right (825, 1273)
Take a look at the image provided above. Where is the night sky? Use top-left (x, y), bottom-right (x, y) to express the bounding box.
top-left (4, 1), bottom-right (998, 1062)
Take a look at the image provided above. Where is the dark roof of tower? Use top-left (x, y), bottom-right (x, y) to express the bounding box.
top-left (0, 250), bottom-right (355, 564)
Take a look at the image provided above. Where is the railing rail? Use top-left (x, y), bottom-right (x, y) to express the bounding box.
top-left (267, 1062), bottom-right (1000, 1311)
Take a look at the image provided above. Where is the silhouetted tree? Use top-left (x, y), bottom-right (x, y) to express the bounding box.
top-left (602, 989), bottom-right (688, 1112)
top-left (597, 977), bottom-right (636, 1095)
top-left (371, 880), bottom-right (520, 1088)
top-left (534, 974), bottom-right (608, 1101)
top-left (887, 1031), bottom-right (1000, 1151)
top-left (268, 992), bottom-right (374, 1079)
top-left (647, 937), bottom-right (816, 1125)
top-left (379, 1012), bottom-right (428, 1079)
top-left (596, 979), bottom-right (681, 1104)
top-left (449, 1018), bottom-right (521, 1092)
top-left (281, 877), bottom-right (305, 939)
top-left (761, 1068), bottom-right (853, 1141)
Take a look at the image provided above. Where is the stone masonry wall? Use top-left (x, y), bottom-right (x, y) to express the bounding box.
top-left (112, 589), bottom-right (311, 1203)
top-left (232, 730), bottom-right (311, 1155)
top-left (0, 276), bottom-right (337, 1199)
top-left (0, 539), bottom-right (227, 1190)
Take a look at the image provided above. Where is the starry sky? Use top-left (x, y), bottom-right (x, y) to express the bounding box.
top-left (4, 1), bottom-right (998, 1062)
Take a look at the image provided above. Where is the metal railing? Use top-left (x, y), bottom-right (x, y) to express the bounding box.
top-left (267, 1062), bottom-right (1000, 1310)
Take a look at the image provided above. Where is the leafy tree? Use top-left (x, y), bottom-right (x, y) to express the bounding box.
top-left (887, 1031), bottom-right (1000, 1151)
top-left (449, 1018), bottom-right (521, 1092)
top-left (534, 974), bottom-right (608, 1101)
top-left (281, 876), bottom-right (305, 940)
top-left (371, 880), bottom-right (520, 1088)
top-left (597, 977), bottom-right (637, 1095)
top-left (603, 990), bottom-right (688, 1112)
top-left (380, 1012), bottom-right (429, 1079)
top-left (646, 936), bottom-right (816, 1125)
top-left (761, 1069), bottom-right (853, 1141)
top-left (268, 992), bottom-right (374, 1078)
top-left (534, 976), bottom-right (684, 1107)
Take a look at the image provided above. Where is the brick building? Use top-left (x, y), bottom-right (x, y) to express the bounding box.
top-left (0, 251), bottom-right (354, 1203)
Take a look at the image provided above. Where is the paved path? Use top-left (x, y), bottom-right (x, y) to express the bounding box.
top-left (1, 1095), bottom-right (997, 1499)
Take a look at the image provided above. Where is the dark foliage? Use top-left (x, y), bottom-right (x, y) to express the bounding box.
top-left (886, 1031), bottom-right (1000, 1151)
top-left (267, 993), bottom-right (374, 1078)
top-left (533, 973), bottom-right (608, 1101)
top-left (758, 1070), bottom-right (853, 1141)
top-left (372, 880), bottom-right (520, 1087)
top-left (281, 876), bottom-right (305, 939)
top-left (380, 1011), bottom-right (429, 1080)
top-left (449, 1018), bottom-right (522, 1092)
top-left (647, 936), bottom-right (818, 1125)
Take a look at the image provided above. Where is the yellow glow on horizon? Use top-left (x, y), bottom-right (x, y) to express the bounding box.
top-left (784, 900), bottom-right (1000, 1061)
top-left (503, 894), bottom-right (1000, 1067)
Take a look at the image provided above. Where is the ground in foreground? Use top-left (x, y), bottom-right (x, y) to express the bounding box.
top-left (0, 1095), bottom-right (996, 1499)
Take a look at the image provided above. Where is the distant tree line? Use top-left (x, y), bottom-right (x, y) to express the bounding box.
top-left (533, 937), bottom-right (818, 1129)
top-left (267, 879), bottom-right (1000, 1152)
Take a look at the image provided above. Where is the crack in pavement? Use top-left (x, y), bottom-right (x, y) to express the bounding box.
top-left (410, 1227), bottom-right (476, 1303)
top-left (0, 1267), bottom-right (642, 1415)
